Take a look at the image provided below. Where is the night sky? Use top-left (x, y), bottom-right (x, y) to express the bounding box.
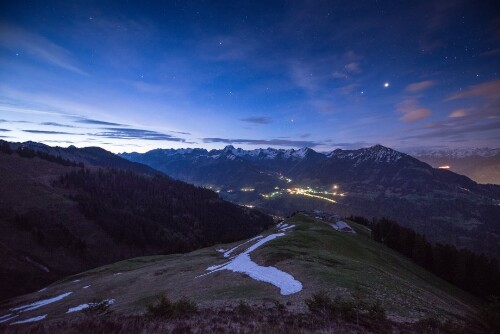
top-left (0, 0), bottom-right (499, 153)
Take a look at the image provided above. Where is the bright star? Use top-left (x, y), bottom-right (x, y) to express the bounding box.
top-left (384, 82), bottom-right (389, 88)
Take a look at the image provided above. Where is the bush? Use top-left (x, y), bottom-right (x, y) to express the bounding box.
top-left (146, 293), bottom-right (197, 318)
top-left (305, 290), bottom-right (335, 317)
top-left (306, 290), bottom-right (387, 326)
top-left (482, 296), bottom-right (500, 333)
top-left (367, 300), bottom-right (386, 322)
top-left (236, 300), bottom-right (253, 315)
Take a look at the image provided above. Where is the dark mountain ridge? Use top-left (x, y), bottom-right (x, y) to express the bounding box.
top-left (0, 141), bottom-right (272, 301)
top-left (121, 144), bottom-right (500, 258)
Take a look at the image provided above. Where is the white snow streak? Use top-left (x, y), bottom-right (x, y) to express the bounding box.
top-left (10, 292), bottom-right (73, 312)
top-left (66, 303), bottom-right (90, 313)
top-left (82, 285), bottom-right (91, 289)
top-left (222, 235), bottom-right (263, 258)
top-left (10, 315), bottom-right (47, 325)
top-left (0, 314), bottom-right (18, 324)
top-left (66, 299), bottom-right (115, 314)
top-left (199, 233), bottom-right (302, 295)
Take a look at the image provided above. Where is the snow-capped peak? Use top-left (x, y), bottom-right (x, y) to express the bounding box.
top-left (410, 147), bottom-right (500, 158)
top-left (328, 145), bottom-right (404, 163)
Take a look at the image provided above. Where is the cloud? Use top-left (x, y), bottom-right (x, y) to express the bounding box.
top-left (0, 128), bottom-right (11, 132)
top-left (72, 117), bottom-right (124, 126)
top-left (40, 122), bottom-right (75, 128)
top-left (345, 62), bottom-right (361, 73)
top-left (0, 24), bottom-right (88, 75)
top-left (402, 120), bottom-right (500, 140)
top-left (93, 128), bottom-right (186, 142)
top-left (446, 80), bottom-right (500, 101)
top-left (397, 97), bottom-right (431, 122)
top-left (170, 130), bottom-right (191, 135)
top-left (203, 137), bottom-right (320, 147)
top-left (299, 133), bottom-right (311, 138)
top-left (448, 109), bottom-right (468, 118)
top-left (22, 130), bottom-right (77, 135)
top-left (405, 80), bottom-right (435, 93)
top-left (239, 117), bottom-right (272, 124)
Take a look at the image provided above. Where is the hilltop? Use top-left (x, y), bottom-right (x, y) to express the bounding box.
top-left (0, 214), bottom-right (486, 332)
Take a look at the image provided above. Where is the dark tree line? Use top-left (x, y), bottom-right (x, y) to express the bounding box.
top-left (371, 218), bottom-right (500, 299)
top-left (0, 141), bottom-right (84, 167)
top-left (54, 168), bottom-right (272, 254)
top-left (16, 147), bottom-right (84, 167)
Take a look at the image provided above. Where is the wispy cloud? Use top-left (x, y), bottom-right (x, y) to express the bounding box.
top-left (22, 129), bottom-right (78, 135)
top-left (0, 24), bottom-right (88, 75)
top-left (446, 80), bottom-right (500, 101)
top-left (402, 120), bottom-right (500, 140)
top-left (40, 122), bottom-right (75, 128)
top-left (0, 128), bottom-right (11, 132)
top-left (405, 80), bottom-right (435, 93)
top-left (239, 116), bottom-right (272, 124)
top-left (448, 109), bottom-right (468, 118)
top-left (71, 117), bottom-right (124, 126)
top-left (93, 128), bottom-right (186, 142)
top-left (203, 137), bottom-right (320, 147)
top-left (397, 97), bottom-right (431, 122)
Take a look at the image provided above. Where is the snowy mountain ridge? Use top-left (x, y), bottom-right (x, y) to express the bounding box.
top-left (410, 147), bottom-right (500, 159)
top-left (127, 144), bottom-right (406, 163)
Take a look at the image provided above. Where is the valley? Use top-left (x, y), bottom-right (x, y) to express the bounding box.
top-left (121, 145), bottom-right (500, 258)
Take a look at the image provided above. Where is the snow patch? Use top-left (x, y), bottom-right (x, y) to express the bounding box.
top-left (66, 299), bottom-right (115, 314)
top-left (10, 292), bottom-right (73, 312)
top-left (10, 315), bottom-right (47, 325)
top-left (199, 233), bottom-right (302, 295)
top-left (0, 314), bottom-right (18, 324)
top-left (222, 235), bottom-right (263, 258)
top-left (82, 285), bottom-right (91, 289)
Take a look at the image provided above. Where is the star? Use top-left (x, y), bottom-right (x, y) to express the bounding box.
top-left (384, 82), bottom-right (390, 88)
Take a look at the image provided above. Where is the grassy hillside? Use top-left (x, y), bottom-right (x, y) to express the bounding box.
top-left (0, 150), bottom-right (271, 301)
top-left (0, 214), bottom-right (484, 329)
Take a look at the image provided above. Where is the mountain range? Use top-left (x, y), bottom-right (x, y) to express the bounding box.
top-left (409, 148), bottom-right (500, 185)
top-left (121, 144), bottom-right (500, 258)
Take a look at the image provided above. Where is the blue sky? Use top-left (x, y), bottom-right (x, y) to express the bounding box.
top-left (0, 0), bottom-right (499, 153)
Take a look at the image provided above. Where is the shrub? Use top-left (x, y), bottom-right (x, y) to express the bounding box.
top-left (305, 290), bottom-right (335, 317)
top-left (367, 300), bottom-right (386, 322)
top-left (236, 300), bottom-right (253, 315)
top-left (306, 290), bottom-right (387, 326)
top-left (482, 296), bottom-right (500, 333)
top-left (146, 293), bottom-right (197, 318)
